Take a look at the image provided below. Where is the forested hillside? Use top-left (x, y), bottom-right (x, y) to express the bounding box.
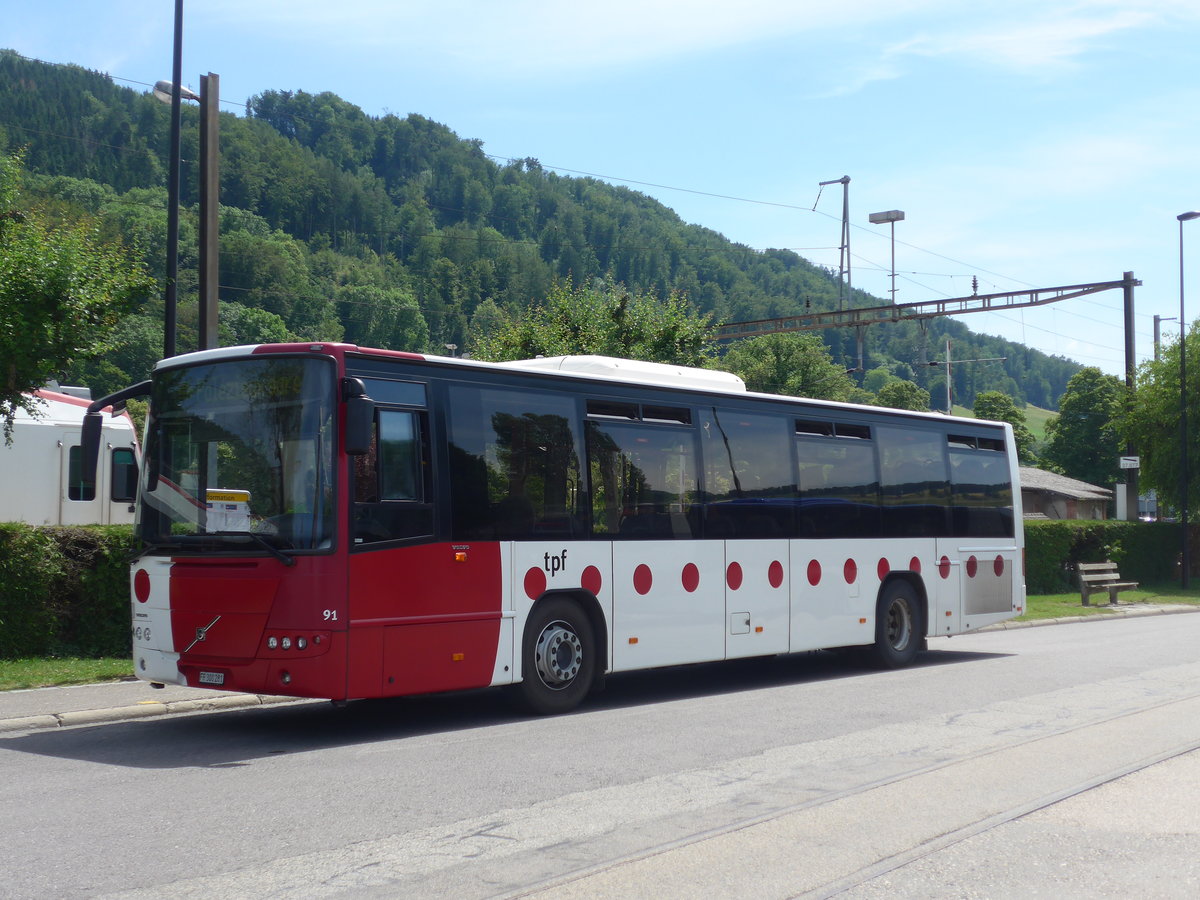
top-left (0, 50), bottom-right (1080, 407)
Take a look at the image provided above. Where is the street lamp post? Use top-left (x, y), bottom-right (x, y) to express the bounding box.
top-left (154, 71), bottom-right (220, 352)
top-left (868, 210), bottom-right (905, 303)
top-left (1178, 211), bottom-right (1200, 588)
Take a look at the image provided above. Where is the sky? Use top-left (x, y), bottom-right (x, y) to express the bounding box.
top-left (5, 0), bottom-right (1200, 378)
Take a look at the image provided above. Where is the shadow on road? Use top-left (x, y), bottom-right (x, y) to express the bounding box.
top-left (1, 647), bottom-right (1007, 769)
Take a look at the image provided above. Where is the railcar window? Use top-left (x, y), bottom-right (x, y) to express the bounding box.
top-left (111, 447), bottom-right (138, 503)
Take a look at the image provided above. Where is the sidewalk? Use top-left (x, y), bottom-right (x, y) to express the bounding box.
top-left (0, 679), bottom-right (304, 733)
top-left (2, 604), bottom-right (1197, 734)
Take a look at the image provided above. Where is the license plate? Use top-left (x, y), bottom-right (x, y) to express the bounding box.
top-left (198, 671), bottom-right (225, 685)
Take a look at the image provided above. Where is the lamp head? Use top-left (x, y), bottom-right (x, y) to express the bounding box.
top-left (1179, 211), bottom-right (1200, 222)
top-left (153, 80), bottom-right (201, 104)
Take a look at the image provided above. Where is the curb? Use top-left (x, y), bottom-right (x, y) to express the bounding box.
top-left (981, 602), bottom-right (1200, 631)
top-left (0, 692), bottom-right (300, 734)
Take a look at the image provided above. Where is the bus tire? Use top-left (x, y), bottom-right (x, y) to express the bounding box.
top-left (515, 597), bottom-right (596, 715)
top-left (869, 580), bottom-right (922, 669)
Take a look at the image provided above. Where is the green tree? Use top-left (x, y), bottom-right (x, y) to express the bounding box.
top-left (718, 333), bottom-right (856, 401)
top-left (974, 390), bottom-right (1037, 463)
top-left (219, 303), bottom-right (298, 346)
top-left (1122, 329), bottom-right (1200, 512)
top-left (0, 153), bottom-right (154, 440)
top-left (876, 380), bottom-right (930, 411)
top-left (472, 278), bottom-right (714, 366)
top-left (1042, 367), bottom-right (1124, 488)
top-left (467, 298), bottom-right (507, 354)
top-left (863, 365), bottom-right (897, 394)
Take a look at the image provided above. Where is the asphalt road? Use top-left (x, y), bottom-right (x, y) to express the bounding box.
top-left (4, 613), bottom-right (1200, 898)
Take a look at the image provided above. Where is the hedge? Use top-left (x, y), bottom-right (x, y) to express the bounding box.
top-left (0, 524), bottom-right (136, 659)
top-left (1023, 519), bottom-right (1188, 594)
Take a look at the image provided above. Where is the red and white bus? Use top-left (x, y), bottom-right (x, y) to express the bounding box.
top-left (83, 343), bottom-right (1024, 714)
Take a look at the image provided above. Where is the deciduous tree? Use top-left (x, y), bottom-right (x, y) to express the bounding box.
top-left (718, 333), bottom-right (856, 402)
top-left (1123, 329), bottom-right (1200, 512)
top-left (472, 277), bottom-right (714, 366)
top-left (974, 390), bottom-right (1037, 463)
top-left (0, 153), bottom-right (153, 440)
top-left (875, 379), bottom-right (930, 412)
top-left (1042, 367), bottom-right (1124, 488)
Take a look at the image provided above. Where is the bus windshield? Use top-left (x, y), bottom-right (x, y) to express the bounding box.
top-left (137, 356), bottom-right (336, 552)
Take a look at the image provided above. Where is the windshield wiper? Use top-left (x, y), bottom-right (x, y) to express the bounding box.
top-left (211, 531), bottom-right (296, 567)
top-left (129, 539), bottom-right (184, 564)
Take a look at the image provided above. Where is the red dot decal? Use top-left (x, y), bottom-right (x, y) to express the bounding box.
top-left (877, 558), bottom-right (890, 581)
top-left (524, 567), bottom-right (547, 600)
top-left (994, 555), bottom-right (1005, 577)
top-left (807, 560), bottom-right (822, 586)
top-left (726, 562), bottom-right (743, 591)
top-left (682, 563), bottom-right (700, 593)
top-left (966, 555), bottom-right (978, 578)
top-left (134, 569), bottom-right (151, 603)
top-left (768, 560), bottom-right (784, 589)
top-left (910, 556), bottom-right (921, 575)
top-left (582, 565), bottom-right (603, 596)
top-left (844, 558), bottom-right (858, 584)
top-left (938, 556), bottom-right (951, 579)
top-left (633, 564), bottom-right (653, 595)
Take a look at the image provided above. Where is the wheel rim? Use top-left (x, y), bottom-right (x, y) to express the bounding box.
top-left (885, 597), bottom-right (913, 650)
top-left (534, 619), bottom-right (583, 690)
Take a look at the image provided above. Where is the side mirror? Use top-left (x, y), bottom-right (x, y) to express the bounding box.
top-left (79, 411), bottom-right (104, 497)
top-left (342, 378), bottom-right (374, 456)
top-left (80, 379), bottom-right (152, 498)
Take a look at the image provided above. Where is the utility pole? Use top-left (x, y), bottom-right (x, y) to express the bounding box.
top-left (928, 339), bottom-right (1006, 413)
top-left (818, 176), bottom-right (851, 310)
top-left (1154, 314), bottom-right (1178, 362)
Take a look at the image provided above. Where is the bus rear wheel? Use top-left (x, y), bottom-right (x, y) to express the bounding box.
top-left (515, 598), bottom-right (596, 715)
top-left (869, 581), bottom-right (922, 669)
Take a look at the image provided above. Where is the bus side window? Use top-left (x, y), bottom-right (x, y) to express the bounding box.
top-left (111, 448), bottom-right (138, 503)
top-left (587, 420), bottom-right (699, 540)
top-left (447, 386), bottom-right (584, 541)
top-left (699, 409), bottom-right (795, 538)
top-left (876, 427), bottom-right (949, 537)
top-left (352, 410), bottom-right (433, 545)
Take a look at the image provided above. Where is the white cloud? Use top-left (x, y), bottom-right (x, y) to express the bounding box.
top-left (195, 0), bottom-right (930, 74)
top-left (889, 7), bottom-right (1159, 73)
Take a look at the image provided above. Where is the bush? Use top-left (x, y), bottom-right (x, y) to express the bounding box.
top-left (0, 524), bottom-right (64, 657)
top-left (1024, 520), bottom-right (1183, 593)
top-left (0, 524), bottom-right (135, 659)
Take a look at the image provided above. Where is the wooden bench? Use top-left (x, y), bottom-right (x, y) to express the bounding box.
top-left (1077, 561), bottom-right (1139, 606)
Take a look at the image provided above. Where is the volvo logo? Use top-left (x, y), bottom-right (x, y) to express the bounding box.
top-left (184, 615), bottom-right (221, 653)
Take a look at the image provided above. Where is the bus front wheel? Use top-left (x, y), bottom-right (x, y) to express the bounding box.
top-left (514, 598), bottom-right (596, 715)
top-left (870, 581), bottom-right (922, 669)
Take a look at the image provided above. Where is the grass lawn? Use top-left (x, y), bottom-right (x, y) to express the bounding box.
top-left (0, 657), bottom-right (133, 692)
top-left (1021, 581), bottom-right (1200, 620)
